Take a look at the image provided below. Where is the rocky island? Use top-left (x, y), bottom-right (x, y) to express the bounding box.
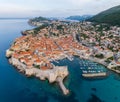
top-left (6, 17), bottom-right (120, 95)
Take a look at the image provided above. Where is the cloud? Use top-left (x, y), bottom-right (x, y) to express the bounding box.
top-left (0, 0), bottom-right (120, 17)
top-left (0, 3), bottom-right (29, 13)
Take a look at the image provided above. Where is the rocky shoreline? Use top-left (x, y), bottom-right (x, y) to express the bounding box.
top-left (6, 19), bottom-right (120, 96)
top-left (6, 53), bottom-right (69, 95)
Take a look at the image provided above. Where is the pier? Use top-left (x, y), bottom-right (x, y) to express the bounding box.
top-left (82, 72), bottom-right (107, 78)
top-left (56, 77), bottom-right (69, 95)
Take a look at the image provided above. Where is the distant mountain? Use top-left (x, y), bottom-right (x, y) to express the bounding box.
top-left (30, 16), bottom-right (49, 22)
top-left (88, 5), bottom-right (120, 26)
top-left (66, 15), bottom-right (93, 21)
top-left (29, 16), bottom-right (66, 22)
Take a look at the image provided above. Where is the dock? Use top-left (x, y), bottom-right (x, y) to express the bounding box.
top-left (82, 72), bottom-right (107, 78)
top-left (56, 77), bottom-right (69, 95)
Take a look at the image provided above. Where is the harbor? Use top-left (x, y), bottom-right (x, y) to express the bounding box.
top-left (79, 59), bottom-right (107, 78)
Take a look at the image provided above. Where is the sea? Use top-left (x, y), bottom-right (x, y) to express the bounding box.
top-left (0, 19), bottom-right (120, 102)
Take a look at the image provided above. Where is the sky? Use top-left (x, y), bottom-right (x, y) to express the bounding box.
top-left (0, 0), bottom-right (120, 18)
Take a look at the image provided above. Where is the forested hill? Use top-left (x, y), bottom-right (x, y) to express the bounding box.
top-left (88, 5), bottom-right (120, 26)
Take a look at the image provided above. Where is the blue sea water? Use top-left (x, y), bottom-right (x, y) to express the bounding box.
top-left (0, 19), bottom-right (120, 102)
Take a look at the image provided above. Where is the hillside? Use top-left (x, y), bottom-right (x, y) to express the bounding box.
top-left (89, 5), bottom-right (120, 26)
